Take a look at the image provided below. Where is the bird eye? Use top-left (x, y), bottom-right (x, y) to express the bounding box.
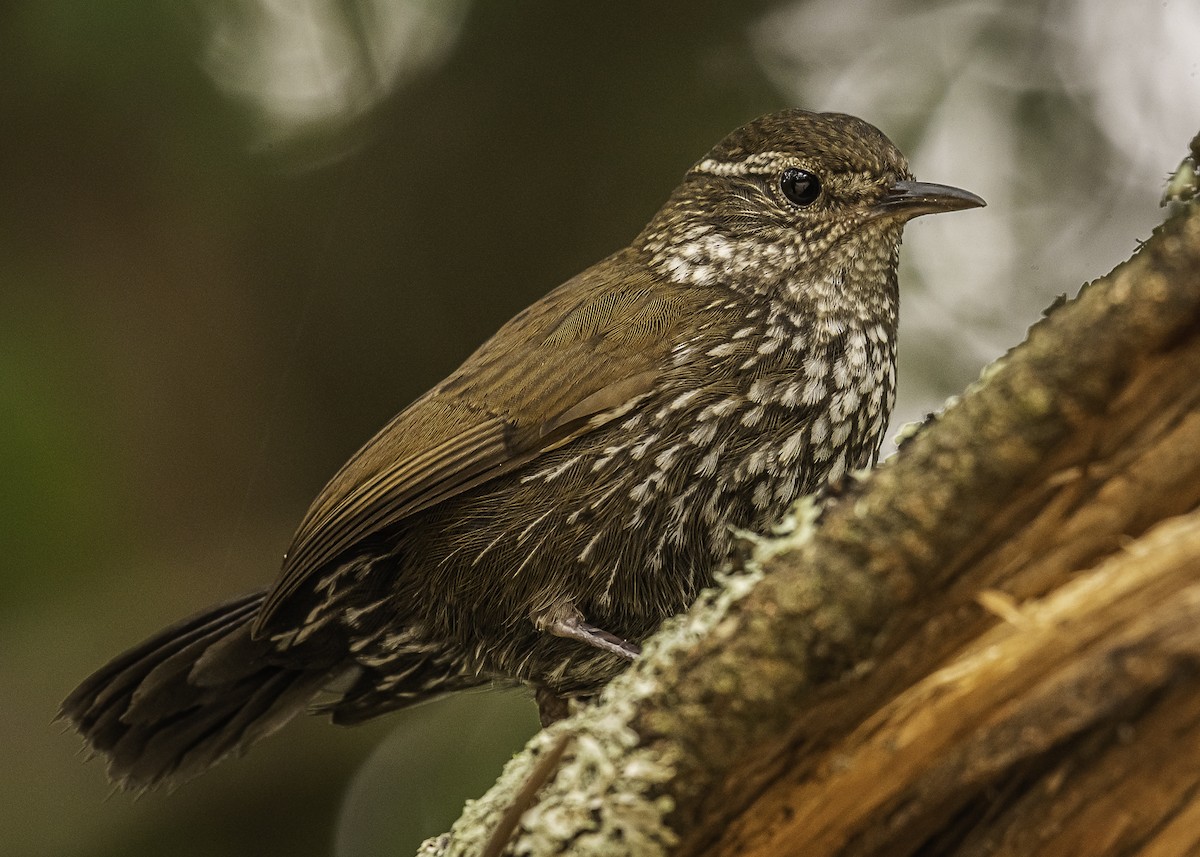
top-left (780, 168), bottom-right (821, 207)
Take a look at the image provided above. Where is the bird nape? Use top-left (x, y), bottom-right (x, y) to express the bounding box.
top-left (61, 108), bottom-right (984, 791)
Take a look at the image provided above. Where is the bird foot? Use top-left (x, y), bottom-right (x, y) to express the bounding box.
top-left (538, 608), bottom-right (641, 660)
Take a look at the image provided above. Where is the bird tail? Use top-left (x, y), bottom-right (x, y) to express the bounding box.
top-left (59, 590), bottom-right (341, 791)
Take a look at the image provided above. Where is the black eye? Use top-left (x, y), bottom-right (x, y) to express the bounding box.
top-left (780, 168), bottom-right (821, 207)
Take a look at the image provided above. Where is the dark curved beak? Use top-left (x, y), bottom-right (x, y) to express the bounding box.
top-left (871, 180), bottom-right (985, 221)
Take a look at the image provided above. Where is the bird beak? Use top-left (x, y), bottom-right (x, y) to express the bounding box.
top-left (871, 180), bottom-right (985, 221)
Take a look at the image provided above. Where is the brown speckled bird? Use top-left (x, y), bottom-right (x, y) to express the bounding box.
top-left (62, 109), bottom-right (983, 789)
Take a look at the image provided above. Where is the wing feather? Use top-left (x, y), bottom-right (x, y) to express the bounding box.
top-left (252, 413), bottom-right (513, 636)
top-left (252, 252), bottom-right (700, 638)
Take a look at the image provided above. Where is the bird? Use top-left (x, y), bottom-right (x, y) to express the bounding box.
top-left (61, 109), bottom-right (983, 790)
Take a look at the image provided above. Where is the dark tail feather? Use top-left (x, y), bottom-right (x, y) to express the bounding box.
top-left (322, 655), bottom-right (489, 726)
top-left (60, 591), bottom-right (340, 791)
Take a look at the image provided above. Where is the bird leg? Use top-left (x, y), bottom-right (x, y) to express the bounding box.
top-left (534, 686), bottom-right (573, 726)
top-left (536, 604), bottom-right (641, 660)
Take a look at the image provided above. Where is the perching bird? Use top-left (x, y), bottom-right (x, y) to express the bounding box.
top-left (62, 109), bottom-right (983, 789)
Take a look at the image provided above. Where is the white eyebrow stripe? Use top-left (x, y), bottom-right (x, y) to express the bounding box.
top-left (691, 151), bottom-right (795, 176)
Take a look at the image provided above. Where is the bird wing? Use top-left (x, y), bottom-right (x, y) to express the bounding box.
top-left (252, 253), bottom-right (693, 639)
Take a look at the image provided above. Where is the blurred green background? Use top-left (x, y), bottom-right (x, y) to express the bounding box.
top-left (4, 1), bottom-right (1196, 855)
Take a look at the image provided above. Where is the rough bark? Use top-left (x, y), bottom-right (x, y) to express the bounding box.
top-left (419, 133), bottom-right (1200, 857)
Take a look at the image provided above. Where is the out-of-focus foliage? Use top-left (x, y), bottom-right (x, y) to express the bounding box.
top-left (3, 1), bottom-right (1195, 855)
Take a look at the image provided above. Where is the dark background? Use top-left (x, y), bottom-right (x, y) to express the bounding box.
top-left (4, 1), bottom-right (1195, 855)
